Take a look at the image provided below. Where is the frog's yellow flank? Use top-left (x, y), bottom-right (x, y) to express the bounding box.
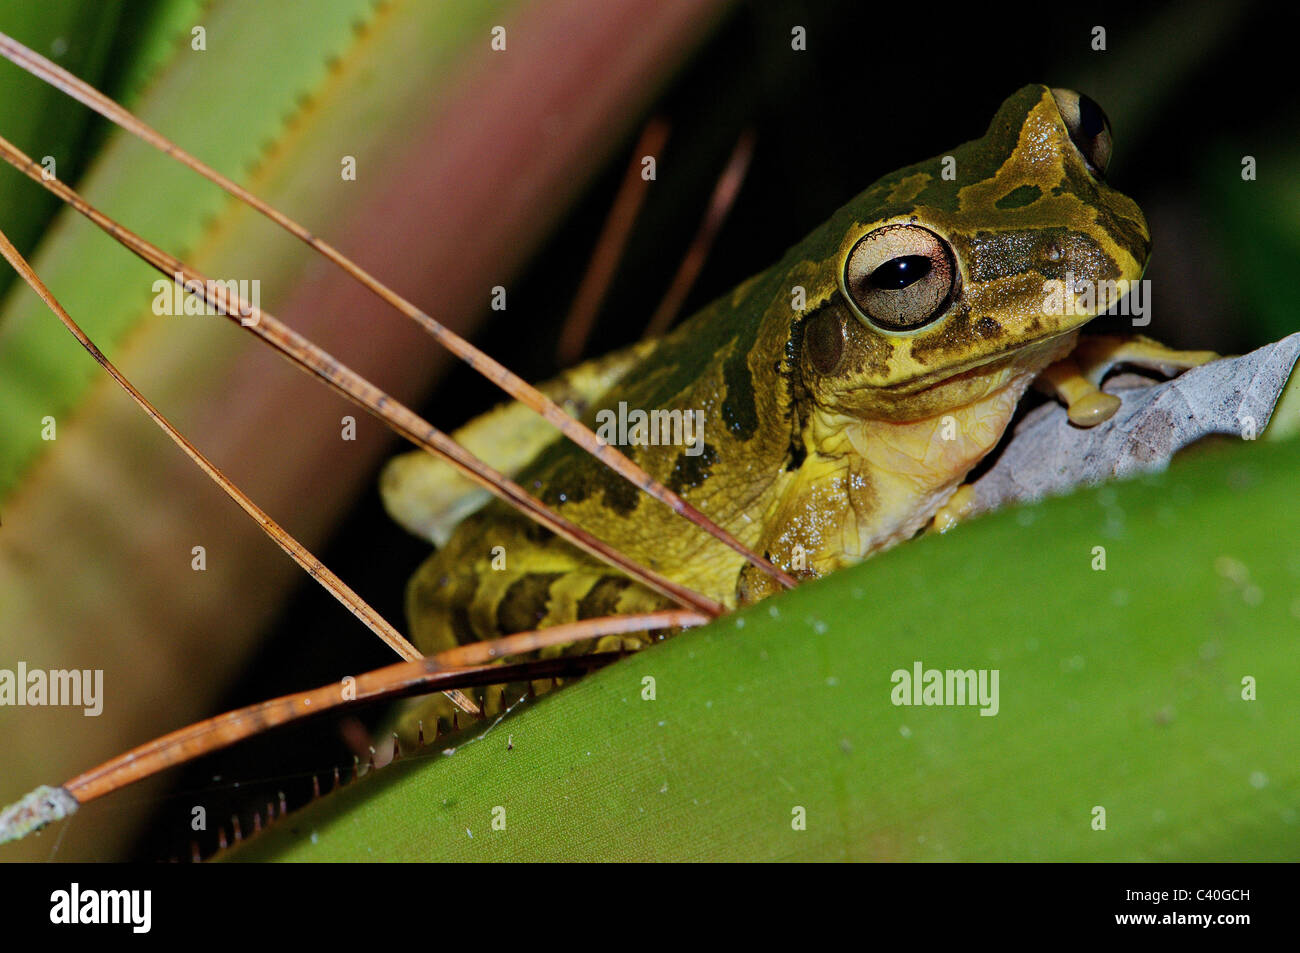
top-left (383, 85), bottom-right (1210, 656)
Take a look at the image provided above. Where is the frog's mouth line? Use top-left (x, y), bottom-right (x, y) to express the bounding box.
top-left (883, 326), bottom-right (1081, 395)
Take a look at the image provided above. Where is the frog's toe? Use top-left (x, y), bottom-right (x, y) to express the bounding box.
top-left (1036, 355), bottom-right (1121, 428)
top-left (593, 632), bottom-right (653, 653)
top-left (930, 484), bottom-right (979, 533)
top-left (1066, 390), bottom-right (1122, 427)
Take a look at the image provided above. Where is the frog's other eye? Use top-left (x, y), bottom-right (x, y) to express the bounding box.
top-left (1050, 88), bottom-right (1112, 178)
top-left (842, 224), bottom-right (956, 332)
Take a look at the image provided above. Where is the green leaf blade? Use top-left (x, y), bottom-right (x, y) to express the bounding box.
top-left (232, 437), bottom-right (1300, 861)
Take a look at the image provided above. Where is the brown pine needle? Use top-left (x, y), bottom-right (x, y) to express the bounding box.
top-left (643, 129), bottom-right (755, 339)
top-left (556, 118), bottom-right (670, 365)
top-left (0, 30), bottom-right (794, 592)
top-left (0, 223), bottom-right (479, 718)
top-left (0, 611), bottom-right (700, 843)
top-left (431, 609), bottom-right (706, 667)
top-left (0, 133), bottom-right (725, 619)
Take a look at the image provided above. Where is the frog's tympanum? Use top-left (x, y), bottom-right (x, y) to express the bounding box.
top-left (382, 85), bottom-right (1210, 659)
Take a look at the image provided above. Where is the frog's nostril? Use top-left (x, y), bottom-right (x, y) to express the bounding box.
top-left (1050, 88), bottom-right (1113, 178)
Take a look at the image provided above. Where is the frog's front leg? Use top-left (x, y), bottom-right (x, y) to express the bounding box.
top-left (1036, 334), bottom-right (1219, 427)
top-left (732, 459), bottom-right (857, 605)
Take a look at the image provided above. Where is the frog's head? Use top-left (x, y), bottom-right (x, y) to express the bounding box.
top-left (795, 85), bottom-right (1149, 421)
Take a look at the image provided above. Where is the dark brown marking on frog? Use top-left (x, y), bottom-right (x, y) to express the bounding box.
top-left (667, 442), bottom-right (720, 495)
top-left (497, 572), bottom-right (564, 636)
top-left (577, 576), bottom-right (632, 620)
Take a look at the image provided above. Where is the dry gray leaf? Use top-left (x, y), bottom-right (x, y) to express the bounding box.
top-left (969, 333), bottom-right (1300, 515)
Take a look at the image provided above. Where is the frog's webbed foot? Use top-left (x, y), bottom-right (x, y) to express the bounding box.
top-left (1038, 334), bottom-right (1220, 428)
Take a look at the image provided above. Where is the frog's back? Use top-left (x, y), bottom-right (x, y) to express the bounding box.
top-left (405, 266), bottom-right (804, 652)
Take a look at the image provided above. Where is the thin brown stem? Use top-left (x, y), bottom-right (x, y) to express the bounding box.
top-left (0, 30), bottom-right (794, 591)
top-left (642, 129), bottom-right (755, 339)
top-left (556, 118), bottom-right (669, 364)
top-left (37, 609), bottom-right (688, 812)
top-left (433, 608), bottom-right (706, 667)
top-left (64, 652), bottom-right (623, 806)
top-left (0, 222), bottom-right (479, 718)
top-left (3, 611), bottom-right (713, 843)
top-left (0, 134), bottom-right (724, 618)
top-left (1, 648), bottom-right (625, 842)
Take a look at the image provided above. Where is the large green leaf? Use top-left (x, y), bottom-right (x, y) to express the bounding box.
top-left (231, 434), bottom-right (1300, 861)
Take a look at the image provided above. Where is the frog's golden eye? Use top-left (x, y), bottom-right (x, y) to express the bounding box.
top-left (1050, 88), bottom-right (1113, 178)
top-left (842, 224), bottom-right (956, 332)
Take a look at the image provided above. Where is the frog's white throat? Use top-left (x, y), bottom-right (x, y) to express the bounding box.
top-left (808, 364), bottom-right (1045, 563)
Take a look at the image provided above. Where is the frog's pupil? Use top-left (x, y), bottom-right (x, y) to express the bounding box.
top-left (869, 255), bottom-right (930, 290)
top-left (1075, 93), bottom-right (1109, 139)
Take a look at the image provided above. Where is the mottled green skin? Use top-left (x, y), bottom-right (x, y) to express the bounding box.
top-left (399, 85), bottom-right (1150, 653)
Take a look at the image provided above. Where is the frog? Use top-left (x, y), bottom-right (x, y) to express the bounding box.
top-left (380, 85), bottom-right (1213, 665)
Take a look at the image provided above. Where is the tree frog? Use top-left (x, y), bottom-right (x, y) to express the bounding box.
top-left (381, 85), bottom-right (1211, 658)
